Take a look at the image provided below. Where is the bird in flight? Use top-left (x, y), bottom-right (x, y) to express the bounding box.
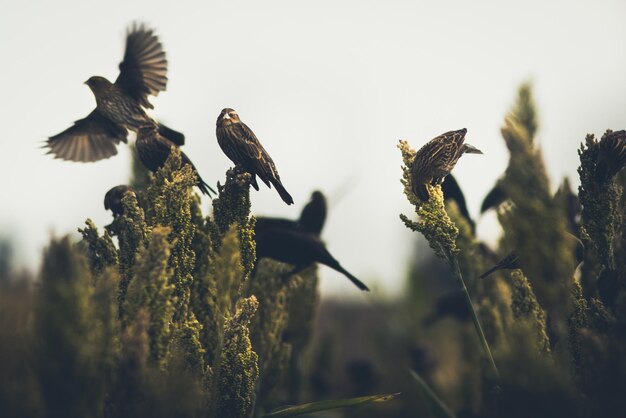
top-left (135, 125), bottom-right (215, 197)
top-left (46, 23), bottom-right (184, 162)
top-left (216, 108), bottom-right (294, 205)
top-left (410, 128), bottom-right (482, 201)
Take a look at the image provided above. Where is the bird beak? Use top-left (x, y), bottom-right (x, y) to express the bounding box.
top-left (464, 144), bottom-right (483, 154)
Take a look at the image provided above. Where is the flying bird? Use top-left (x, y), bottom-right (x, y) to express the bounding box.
top-left (104, 185), bottom-right (136, 217)
top-left (46, 23), bottom-right (184, 162)
top-left (595, 130), bottom-right (626, 183)
top-left (255, 228), bottom-right (369, 291)
top-left (298, 191), bottom-right (327, 236)
top-left (410, 128), bottom-right (482, 201)
top-left (216, 108), bottom-right (294, 205)
top-left (135, 125), bottom-right (215, 197)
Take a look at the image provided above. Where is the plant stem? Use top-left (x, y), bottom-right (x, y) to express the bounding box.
top-left (441, 244), bottom-right (499, 379)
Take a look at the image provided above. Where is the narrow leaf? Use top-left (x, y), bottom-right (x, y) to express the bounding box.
top-left (410, 370), bottom-right (456, 418)
top-left (262, 392), bottom-right (400, 417)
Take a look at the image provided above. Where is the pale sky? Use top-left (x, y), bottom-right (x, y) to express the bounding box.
top-left (1, 0), bottom-right (624, 297)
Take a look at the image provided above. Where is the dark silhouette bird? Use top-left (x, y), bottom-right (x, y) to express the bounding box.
top-left (135, 125), bottom-right (215, 196)
top-left (255, 228), bottom-right (369, 291)
top-left (46, 23), bottom-right (184, 163)
top-left (216, 108), bottom-right (293, 205)
top-left (104, 185), bottom-right (135, 217)
top-left (441, 175), bottom-right (475, 233)
top-left (255, 217), bottom-right (298, 234)
top-left (479, 252), bottom-right (520, 279)
top-left (480, 181), bottom-right (508, 214)
top-left (595, 130), bottom-right (626, 183)
top-left (422, 291), bottom-right (471, 327)
top-left (410, 128), bottom-right (482, 201)
top-left (298, 191), bottom-right (327, 235)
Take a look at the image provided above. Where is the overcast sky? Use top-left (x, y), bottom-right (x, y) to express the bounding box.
top-left (1, 0), bottom-right (624, 297)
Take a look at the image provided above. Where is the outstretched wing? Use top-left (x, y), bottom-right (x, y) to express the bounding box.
top-left (46, 110), bottom-right (127, 162)
top-left (115, 23), bottom-right (167, 109)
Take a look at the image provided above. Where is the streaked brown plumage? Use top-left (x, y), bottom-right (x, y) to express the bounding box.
top-left (255, 228), bottom-right (369, 291)
top-left (595, 130), bottom-right (626, 183)
top-left (104, 185), bottom-right (135, 217)
top-left (410, 128), bottom-right (482, 201)
top-left (46, 23), bottom-right (184, 163)
top-left (216, 108), bottom-right (294, 205)
top-left (136, 126), bottom-right (215, 197)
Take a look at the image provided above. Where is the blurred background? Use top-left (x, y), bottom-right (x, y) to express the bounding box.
top-left (1, 0), bottom-right (625, 297)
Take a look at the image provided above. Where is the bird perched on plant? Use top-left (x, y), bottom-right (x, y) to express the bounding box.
top-left (104, 185), bottom-right (136, 217)
top-left (410, 128), bottom-right (482, 201)
top-left (135, 125), bottom-right (215, 196)
top-left (255, 228), bottom-right (369, 291)
top-left (46, 23), bottom-right (184, 162)
top-left (216, 108), bottom-right (294, 205)
top-left (595, 130), bottom-right (626, 183)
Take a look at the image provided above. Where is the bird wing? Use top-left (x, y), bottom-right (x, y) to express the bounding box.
top-left (46, 110), bottom-right (127, 162)
top-left (115, 23), bottom-right (167, 109)
top-left (230, 122), bottom-right (281, 184)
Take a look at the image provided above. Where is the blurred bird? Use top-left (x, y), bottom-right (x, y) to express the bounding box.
top-left (216, 108), bottom-right (294, 205)
top-left (480, 233), bottom-right (584, 279)
top-left (298, 191), bottom-right (327, 235)
top-left (411, 128), bottom-right (482, 201)
top-left (422, 291), bottom-right (471, 327)
top-left (46, 23), bottom-right (184, 162)
top-left (135, 125), bottom-right (215, 196)
top-left (104, 185), bottom-right (135, 217)
top-left (255, 228), bottom-right (369, 291)
top-left (441, 175), bottom-right (475, 233)
top-left (595, 130), bottom-right (626, 183)
top-left (255, 191), bottom-right (328, 238)
top-left (480, 181), bottom-right (508, 214)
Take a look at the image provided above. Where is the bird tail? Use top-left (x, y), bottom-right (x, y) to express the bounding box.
top-left (479, 265), bottom-right (500, 279)
top-left (158, 123), bottom-right (185, 146)
top-left (413, 183), bottom-right (430, 201)
top-left (270, 178), bottom-right (294, 205)
top-left (198, 177), bottom-right (217, 198)
top-left (337, 265), bottom-right (369, 291)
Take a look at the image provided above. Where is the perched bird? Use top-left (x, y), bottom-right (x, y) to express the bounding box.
top-left (255, 228), bottom-right (369, 291)
top-left (441, 175), bottom-right (475, 233)
top-left (422, 291), bottom-right (471, 327)
top-left (298, 191), bottom-right (327, 236)
top-left (104, 185), bottom-right (135, 217)
top-left (595, 130), bottom-right (626, 183)
top-left (135, 125), bottom-right (215, 196)
top-left (480, 181), bottom-right (507, 214)
top-left (216, 108), bottom-right (294, 205)
top-left (410, 128), bottom-right (482, 201)
top-left (46, 23), bottom-right (184, 163)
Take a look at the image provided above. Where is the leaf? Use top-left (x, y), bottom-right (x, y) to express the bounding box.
top-left (261, 393), bottom-right (400, 417)
top-left (410, 370), bottom-right (456, 418)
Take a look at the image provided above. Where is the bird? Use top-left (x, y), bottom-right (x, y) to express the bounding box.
top-left (479, 252), bottom-right (520, 279)
top-left (595, 130), bottom-right (626, 183)
top-left (216, 108), bottom-right (294, 205)
top-left (441, 175), bottom-right (475, 233)
top-left (298, 191), bottom-right (327, 236)
top-left (46, 23), bottom-right (184, 163)
top-left (255, 228), bottom-right (369, 291)
top-left (104, 185), bottom-right (136, 217)
top-left (410, 128), bottom-right (482, 201)
top-left (422, 291), bottom-right (472, 327)
top-left (135, 125), bottom-right (215, 196)
top-left (480, 181), bottom-right (508, 214)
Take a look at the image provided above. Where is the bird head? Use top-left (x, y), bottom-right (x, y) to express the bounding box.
top-left (137, 125), bottom-right (158, 138)
top-left (85, 76), bottom-right (112, 93)
top-left (217, 108), bottom-right (239, 126)
top-left (310, 190), bottom-right (325, 202)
